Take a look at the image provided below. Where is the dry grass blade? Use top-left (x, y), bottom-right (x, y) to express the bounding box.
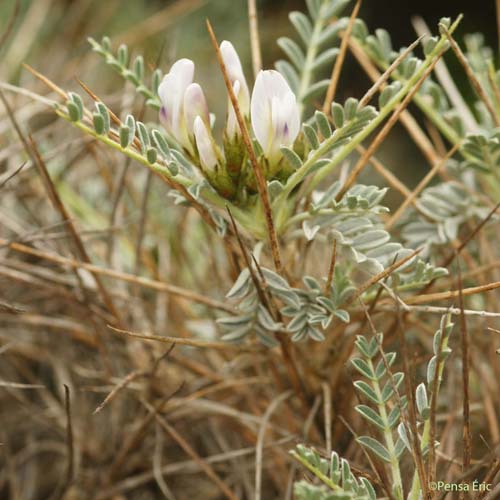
top-left (322, 0), bottom-right (362, 114)
top-left (224, 214), bottom-right (307, 407)
top-left (226, 207), bottom-right (268, 306)
top-left (374, 303), bottom-right (500, 318)
top-left (133, 170), bottom-right (153, 277)
top-left (335, 50), bottom-right (445, 202)
top-left (255, 390), bottom-right (292, 500)
top-left (22, 63), bottom-right (68, 100)
top-left (427, 311), bottom-right (448, 490)
top-left (484, 483), bottom-right (500, 500)
top-left (206, 20), bottom-right (283, 273)
top-left (153, 408), bottom-right (239, 500)
top-left (358, 35), bottom-right (424, 108)
top-left (62, 385), bottom-right (74, 495)
top-left (92, 346), bottom-right (176, 416)
top-left (406, 281), bottom-right (500, 305)
top-left (0, 313), bottom-right (98, 347)
top-left (412, 17), bottom-right (479, 133)
top-left (29, 135), bottom-right (124, 326)
top-left (247, 0), bottom-right (262, 77)
top-left (479, 459), bottom-right (500, 499)
top-left (0, 161), bottom-right (26, 189)
top-left (360, 148), bottom-right (411, 198)
top-left (108, 325), bottom-right (258, 351)
top-left (104, 384), bottom-right (185, 482)
top-left (324, 239), bottom-right (337, 294)
top-left (0, 381), bottom-right (45, 389)
top-left (93, 370), bottom-right (143, 414)
top-left (385, 142), bottom-right (460, 230)
top-left (97, 437), bottom-right (294, 498)
top-left (321, 382), bottom-right (332, 455)
top-left (1, 88), bottom-right (123, 327)
top-left (456, 259), bottom-right (472, 473)
top-left (0, 299), bottom-right (25, 314)
top-left (419, 201), bottom-right (500, 295)
top-left (349, 38), bottom-right (441, 165)
top-left (153, 422), bottom-right (175, 499)
top-left (347, 247), bottom-right (422, 304)
top-left (77, 79), bottom-right (128, 135)
top-left (0, 237), bottom-right (235, 312)
top-left (441, 25), bottom-right (500, 127)
top-left (441, 201), bottom-right (500, 269)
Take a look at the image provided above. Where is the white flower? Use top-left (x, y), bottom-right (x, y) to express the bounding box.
top-left (226, 80), bottom-right (241, 139)
top-left (158, 59), bottom-right (209, 152)
top-left (193, 116), bottom-right (219, 172)
top-left (184, 83), bottom-right (210, 137)
top-left (220, 41), bottom-right (249, 138)
top-left (250, 70), bottom-right (300, 164)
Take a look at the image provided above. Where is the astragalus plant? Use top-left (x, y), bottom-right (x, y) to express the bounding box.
top-left (1, 0), bottom-right (499, 498)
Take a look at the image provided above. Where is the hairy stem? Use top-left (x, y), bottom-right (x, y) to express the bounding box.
top-left (367, 358), bottom-right (404, 500)
top-left (276, 15), bottom-right (461, 215)
top-left (296, 0), bottom-right (332, 119)
top-left (408, 315), bottom-right (453, 500)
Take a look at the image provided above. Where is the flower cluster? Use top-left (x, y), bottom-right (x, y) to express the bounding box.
top-left (158, 41), bottom-right (300, 200)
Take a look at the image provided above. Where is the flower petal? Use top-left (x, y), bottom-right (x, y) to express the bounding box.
top-left (259, 69), bottom-right (292, 100)
top-left (158, 59), bottom-right (195, 148)
top-left (220, 40), bottom-right (250, 114)
top-left (194, 116), bottom-right (218, 172)
top-left (271, 91), bottom-right (300, 150)
top-left (167, 58), bottom-right (195, 90)
top-left (251, 69), bottom-right (299, 161)
top-left (226, 81), bottom-right (240, 138)
top-left (184, 83), bottom-right (209, 137)
top-left (251, 70), bottom-right (273, 154)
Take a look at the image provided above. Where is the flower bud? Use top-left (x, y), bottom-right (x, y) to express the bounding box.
top-left (193, 115), bottom-right (218, 172)
top-left (226, 80), bottom-right (241, 139)
top-left (221, 41), bottom-right (250, 142)
top-left (194, 116), bottom-right (236, 198)
top-left (220, 41), bottom-right (250, 114)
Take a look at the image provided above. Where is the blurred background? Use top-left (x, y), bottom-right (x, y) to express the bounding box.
top-left (1, 0), bottom-right (497, 87)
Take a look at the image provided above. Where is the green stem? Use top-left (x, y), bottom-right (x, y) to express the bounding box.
top-left (296, 1), bottom-right (329, 119)
top-left (88, 37), bottom-right (161, 109)
top-left (367, 358), bottom-right (404, 500)
top-left (276, 15), bottom-right (461, 217)
top-left (408, 314), bottom-right (453, 500)
top-left (356, 24), bottom-right (468, 148)
top-left (57, 110), bottom-right (261, 234)
top-left (290, 451), bottom-right (342, 492)
top-left (307, 17), bottom-right (462, 193)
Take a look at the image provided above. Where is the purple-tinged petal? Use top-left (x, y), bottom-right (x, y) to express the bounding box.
top-left (250, 69), bottom-right (300, 164)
